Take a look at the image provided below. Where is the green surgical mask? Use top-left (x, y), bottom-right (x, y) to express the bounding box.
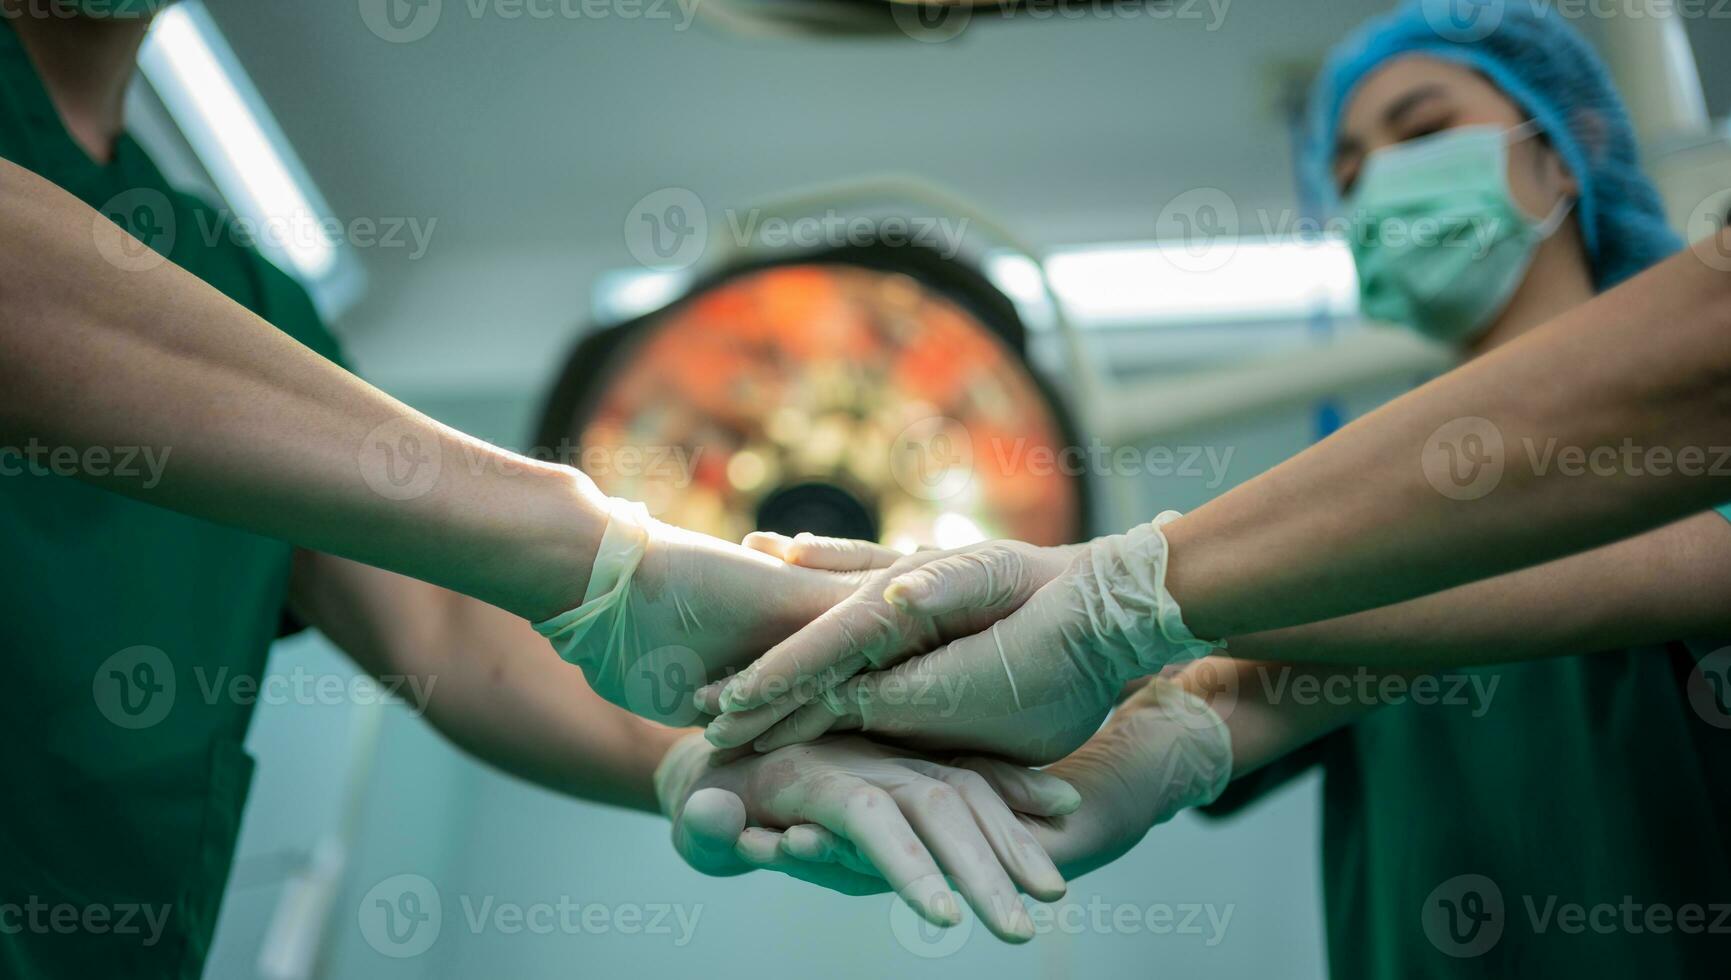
top-left (1345, 121), bottom-right (1574, 343)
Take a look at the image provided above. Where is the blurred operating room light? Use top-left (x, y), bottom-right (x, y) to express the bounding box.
top-left (139, 4), bottom-right (359, 312)
top-left (1041, 238), bottom-right (1359, 328)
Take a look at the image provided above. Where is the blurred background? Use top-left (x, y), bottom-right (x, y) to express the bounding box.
top-left (120, 0), bottom-right (1731, 976)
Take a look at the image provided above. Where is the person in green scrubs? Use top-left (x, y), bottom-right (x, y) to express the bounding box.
top-left (697, 2), bottom-right (1731, 972)
top-left (0, 5), bottom-right (1116, 973)
top-left (1186, 6), bottom-right (1731, 977)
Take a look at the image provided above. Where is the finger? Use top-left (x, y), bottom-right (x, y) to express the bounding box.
top-left (733, 827), bottom-right (892, 897)
top-left (719, 586), bottom-right (933, 712)
top-left (693, 681), bottom-right (725, 716)
top-left (797, 776), bottom-right (961, 929)
top-left (672, 788), bottom-right (749, 876)
top-left (890, 775), bottom-right (1037, 942)
top-left (955, 757), bottom-right (1082, 817)
top-left (903, 762), bottom-right (1067, 902)
top-left (779, 824), bottom-right (878, 878)
top-left (704, 651), bottom-right (869, 748)
top-left (884, 548), bottom-right (1023, 618)
top-left (750, 694), bottom-right (857, 753)
top-left (742, 531), bottom-right (903, 572)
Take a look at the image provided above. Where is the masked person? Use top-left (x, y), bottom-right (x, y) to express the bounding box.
top-left (708, 7), bottom-right (1731, 972)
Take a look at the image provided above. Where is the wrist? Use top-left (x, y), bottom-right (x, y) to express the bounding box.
top-left (1079, 513), bottom-right (1224, 679)
top-left (511, 466), bottom-right (609, 623)
top-left (652, 730), bottom-right (717, 819)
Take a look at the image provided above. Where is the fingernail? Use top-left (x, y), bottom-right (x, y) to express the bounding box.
top-left (703, 718), bottom-right (743, 748)
top-left (882, 579), bottom-right (923, 611)
top-left (719, 675), bottom-right (753, 712)
top-left (929, 891), bottom-right (960, 926)
top-left (1006, 902), bottom-right (1036, 942)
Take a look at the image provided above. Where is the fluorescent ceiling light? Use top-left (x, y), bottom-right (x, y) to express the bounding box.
top-left (139, 3), bottom-right (340, 282)
top-left (1032, 238), bottom-right (1359, 328)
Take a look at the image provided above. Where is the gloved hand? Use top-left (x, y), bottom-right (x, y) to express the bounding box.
top-left (708, 515), bottom-right (1223, 764)
top-left (750, 678), bottom-right (1234, 885)
top-left (655, 731), bottom-right (1081, 943)
top-left (533, 499), bottom-right (865, 723)
top-left (701, 530), bottom-right (1083, 749)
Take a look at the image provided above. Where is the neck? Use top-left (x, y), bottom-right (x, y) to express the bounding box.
top-left (1463, 222), bottom-right (1596, 357)
top-left (2, 6), bottom-right (152, 164)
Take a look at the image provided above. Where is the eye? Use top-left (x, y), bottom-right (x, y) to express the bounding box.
top-left (1392, 108), bottom-right (1456, 145)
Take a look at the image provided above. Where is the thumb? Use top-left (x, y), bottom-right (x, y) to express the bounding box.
top-left (673, 787), bottom-right (749, 876)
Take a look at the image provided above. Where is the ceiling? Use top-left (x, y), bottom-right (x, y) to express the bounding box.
top-left (195, 0), bottom-right (1730, 395)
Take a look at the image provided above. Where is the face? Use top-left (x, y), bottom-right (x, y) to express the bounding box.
top-left (1332, 56), bottom-right (1577, 224)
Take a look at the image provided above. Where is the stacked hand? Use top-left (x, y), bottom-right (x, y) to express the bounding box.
top-left (654, 732), bottom-right (1082, 942)
top-left (716, 678), bottom-right (1232, 893)
top-left (534, 500), bottom-right (873, 722)
top-left (702, 520), bottom-right (1221, 764)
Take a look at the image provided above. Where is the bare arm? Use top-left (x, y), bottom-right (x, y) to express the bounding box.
top-left (1166, 231), bottom-right (1731, 640)
top-left (0, 156), bottom-right (602, 622)
top-left (288, 550), bottom-right (677, 811)
top-left (1178, 511), bottom-right (1731, 776)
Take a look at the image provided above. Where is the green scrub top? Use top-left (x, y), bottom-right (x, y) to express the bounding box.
top-left (1207, 510), bottom-right (1731, 978)
top-left (0, 23), bottom-right (347, 980)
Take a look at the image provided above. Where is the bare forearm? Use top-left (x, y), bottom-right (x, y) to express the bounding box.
top-left (1224, 512), bottom-right (1731, 669)
top-left (1172, 513), bottom-right (1731, 776)
top-left (292, 554), bottom-right (680, 812)
top-left (1165, 231), bottom-right (1731, 639)
top-left (1174, 659), bottom-right (1374, 777)
top-left (0, 158), bottom-right (600, 621)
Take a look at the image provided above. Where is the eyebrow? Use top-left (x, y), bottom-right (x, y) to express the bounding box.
top-left (1333, 83), bottom-right (1450, 164)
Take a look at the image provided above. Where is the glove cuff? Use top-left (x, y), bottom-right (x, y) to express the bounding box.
top-left (532, 497), bottom-right (652, 692)
top-left (1083, 511), bottom-right (1225, 679)
top-left (652, 731), bottom-right (716, 820)
top-left (1144, 511), bottom-right (1226, 667)
top-left (1137, 679), bottom-right (1234, 821)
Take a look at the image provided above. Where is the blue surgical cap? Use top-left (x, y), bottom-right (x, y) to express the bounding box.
top-left (1301, 0), bottom-right (1682, 289)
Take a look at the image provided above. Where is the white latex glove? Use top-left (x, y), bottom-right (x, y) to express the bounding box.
top-left (701, 531), bottom-right (1083, 749)
top-left (654, 732), bottom-right (1081, 943)
top-left (762, 678), bottom-right (1234, 884)
top-left (533, 500), bottom-right (859, 723)
top-left (712, 514), bottom-right (1223, 765)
